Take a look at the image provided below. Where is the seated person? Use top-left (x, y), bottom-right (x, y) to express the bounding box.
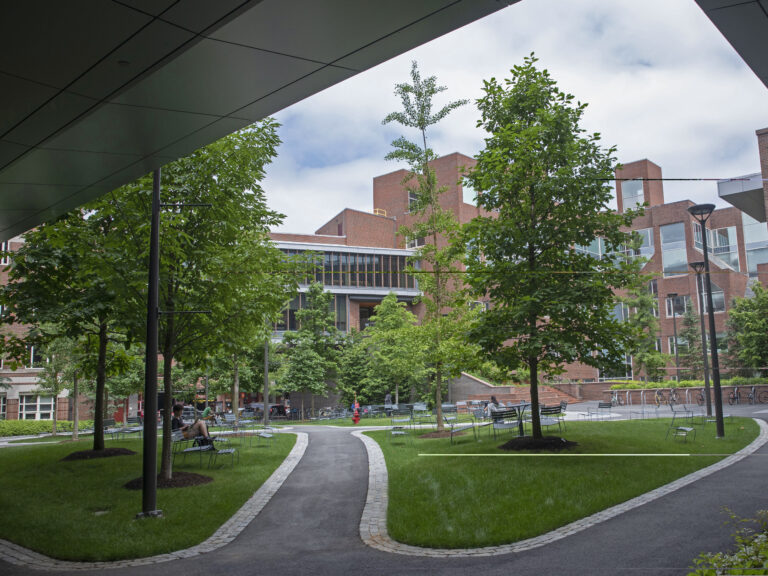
top-left (171, 404), bottom-right (210, 440)
top-left (200, 406), bottom-right (215, 422)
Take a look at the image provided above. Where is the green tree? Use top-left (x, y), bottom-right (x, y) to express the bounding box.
top-left (279, 342), bottom-right (326, 418)
top-left (678, 307), bottom-right (704, 380)
top-left (36, 333), bottom-right (80, 436)
top-left (337, 330), bottom-right (382, 406)
top-left (382, 61), bottom-right (473, 430)
top-left (463, 55), bottom-right (641, 439)
top-left (282, 282), bottom-right (339, 414)
top-left (623, 281), bottom-right (667, 382)
top-left (365, 293), bottom-right (426, 405)
top-left (727, 283), bottom-right (768, 374)
top-left (1, 205), bottom-right (138, 451)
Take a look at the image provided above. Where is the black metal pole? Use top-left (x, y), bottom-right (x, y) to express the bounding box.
top-left (694, 270), bottom-right (712, 416)
top-left (693, 208), bottom-right (725, 437)
top-left (264, 339), bottom-right (270, 428)
top-left (139, 169), bottom-right (162, 518)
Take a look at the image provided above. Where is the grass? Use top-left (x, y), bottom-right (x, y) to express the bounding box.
top-left (368, 418), bottom-right (760, 549)
top-left (0, 432), bottom-right (296, 561)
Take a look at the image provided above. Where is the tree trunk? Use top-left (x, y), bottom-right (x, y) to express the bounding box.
top-left (159, 313), bottom-right (175, 481)
top-left (394, 383), bottom-right (399, 406)
top-left (529, 356), bottom-right (542, 439)
top-left (51, 392), bottom-right (58, 436)
top-left (232, 352), bottom-right (239, 423)
top-left (72, 371), bottom-right (79, 441)
top-left (92, 321), bottom-right (108, 451)
top-left (263, 340), bottom-right (270, 427)
top-left (435, 361), bottom-right (444, 431)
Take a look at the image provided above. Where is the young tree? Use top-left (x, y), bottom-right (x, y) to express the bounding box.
top-left (623, 281), bottom-right (667, 383)
top-left (36, 333), bottom-right (80, 436)
top-left (678, 307), bottom-right (705, 380)
top-left (727, 283), bottom-right (768, 375)
top-left (337, 330), bottom-right (382, 406)
top-left (382, 61), bottom-right (473, 430)
top-left (463, 55), bottom-right (641, 439)
top-left (282, 282), bottom-right (339, 414)
top-left (279, 342), bottom-right (326, 419)
top-left (365, 293), bottom-right (426, 405)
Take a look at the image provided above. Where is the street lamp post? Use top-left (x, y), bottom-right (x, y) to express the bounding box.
top-left (668, 292), bottom-right (680, 382)
top-left (688, 204), bottom-right (725, 437)
top-left (690, 261), bottom-right (712, 417)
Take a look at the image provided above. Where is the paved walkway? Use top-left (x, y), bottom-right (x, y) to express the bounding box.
top-left (2, 407), bottom-right (768, 575)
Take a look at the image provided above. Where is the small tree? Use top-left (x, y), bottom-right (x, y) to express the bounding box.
top-left (383, 61), bottom-right (472, 430)
top-left (36, 333), bottom-right (79, 436)
top-left (279, 343), bottom-right (326, 419)
top-left (623, 281), bottom-right (667, 383)
top-left (463, 55), bottom-right (642, 439)
top-left (679, 307), bottom-right (705, 380)
top-left (727, 284), bottom-right (768, 376)
top-left (337, 330), bottom-right (382, 406)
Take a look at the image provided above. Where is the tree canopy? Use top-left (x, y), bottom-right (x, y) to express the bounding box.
top-left (463, 55), bottom-right (642, 438)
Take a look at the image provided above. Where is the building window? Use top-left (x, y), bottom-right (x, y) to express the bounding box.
top-left (693, 223), bottom-right (739, 271)
top-left (406, 237), bottom-right (426, 249)
top-left (335, 295), bottom-right (347, 332)
top-left (462, 183), bottom-right (477, 206)
top-left (408, 190), bottom-right (418, 210)
top-left (19, 395), bottom-right (54, 420)
top-left (599, 354), bottom-right (632, 381)
top-left (668, 336), bottom-right (689, 355)
top-left (26, 346), bottom-right (42, 369)
top-left (702, 282), bottom-right (726, 314)
top-left (665, 295), bottom-right (691, 317)
top-left (632, 228), bottom-right (654, 258)
top-left (0, 395), bottom-right (6, 420)
top-left (0, 241), bottom-right (8, 265)
top-left (621, 179), bottom-right (644, 211)
top-left (660, 222), bottom-right (687, 277)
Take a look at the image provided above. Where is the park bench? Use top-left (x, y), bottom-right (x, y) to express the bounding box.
top-left (443, 414), bottom-right (488, 444)
top-left (118, 416), bottom-right (143, 440)
top-left (172, 431), bottom-right (237, 468)
top-left (666, 425), bottom-right (696, 442)
top-left (491, 408), bottom-right (525, 439)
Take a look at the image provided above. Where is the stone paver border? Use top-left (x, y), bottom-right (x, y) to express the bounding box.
top-left (354, 418), bottom-right (768, 557)
top-left (0, 432), bottom-right (308, 571)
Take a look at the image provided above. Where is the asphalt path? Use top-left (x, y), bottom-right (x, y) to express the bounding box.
top-left (2, 405), bottom-right (768, 575)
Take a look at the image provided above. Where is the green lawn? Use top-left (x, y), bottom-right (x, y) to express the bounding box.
top-left (369, 418), bottom-right (760, 549)
top-left (0, 433), bottom-right (296, 561)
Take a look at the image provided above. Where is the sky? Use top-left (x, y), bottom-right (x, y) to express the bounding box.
top-left (262, 0), bottom-right (768, 234)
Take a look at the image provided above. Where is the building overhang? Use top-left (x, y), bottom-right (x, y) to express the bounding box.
top-left (695, 0), bottom-right (768, 89)
top-left (0, 0), bottom-right (517, 241)
top-left (718, 173), bottom-right (766, 222)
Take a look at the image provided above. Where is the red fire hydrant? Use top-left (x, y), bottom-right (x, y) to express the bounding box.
top-left (352, 394), bottom-right (360, 425)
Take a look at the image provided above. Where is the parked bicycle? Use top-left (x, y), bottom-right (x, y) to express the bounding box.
top-left (696, 389), bottom-right (706, 406)
top-left (669, 388), bottom-right (679, 405)
top-left (747, 386), bottom-right (768, 404)
top-left (728, 386), bottom-right (741, 405)
top-left (610, 389), bottom-right (623, 407)
top-left (654, 389), bottom-right (666, 407)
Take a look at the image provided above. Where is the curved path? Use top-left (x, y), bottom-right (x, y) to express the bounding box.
top-left (3, 411), bottom-right (768, 576)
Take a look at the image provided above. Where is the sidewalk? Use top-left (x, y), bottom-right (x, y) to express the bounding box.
top-left (2, 412), bottom-right (768, 575)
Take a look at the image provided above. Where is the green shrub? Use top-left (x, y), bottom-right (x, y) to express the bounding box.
top-left (0, 420), bottom-right (95, 437)
top-left (722, 377), bottom-right (768, 388)
top-left (689, 510), bottom-right (768, 575)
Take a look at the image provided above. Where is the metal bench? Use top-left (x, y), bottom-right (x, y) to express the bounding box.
top-left (666, 425), bottom-right (696, 442)
top-left (491, 408), bottom-right (525, 439)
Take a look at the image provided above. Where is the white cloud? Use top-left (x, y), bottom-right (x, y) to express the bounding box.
top-left (264, 0), bottom-right (768, 232)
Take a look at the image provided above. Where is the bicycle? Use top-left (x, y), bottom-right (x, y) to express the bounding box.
top-left (728, 386), bottom-right (741, 406)
top-left (654, 389), bottom-right (666, 407)
top-left (696, 389), bottom-right (706, 406)
top-left (746, 386), bottom-right (768, 404)
top-left (610, 390), bottom-right (623, 407)
top-left (669, 388), bottom-right (680, 405)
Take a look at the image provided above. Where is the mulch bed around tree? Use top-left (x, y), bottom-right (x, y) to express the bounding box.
top-left (500, 436), bottom-right (579, 452)
top-left (62, 447), bottom-right (137, 461)
top-left (124, 472), bottom-right (213, 490)
top-left (418, 430), bottom-right (454, 439)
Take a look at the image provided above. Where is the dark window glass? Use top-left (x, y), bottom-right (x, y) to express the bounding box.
top-left (374, 255), bottom-right (382, 287)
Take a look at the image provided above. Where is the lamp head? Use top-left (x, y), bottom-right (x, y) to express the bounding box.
top-left (689, 261), bottom-right (706, 273)
top-left (688, 204), bottom-right (715, 220)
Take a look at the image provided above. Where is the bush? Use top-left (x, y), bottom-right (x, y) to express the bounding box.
top-left (0, 420), bottom-right (95, 437)
top-left (722, 377), bottom-right (768, 388)
top-left (690, 510), bottom-right (768, 575)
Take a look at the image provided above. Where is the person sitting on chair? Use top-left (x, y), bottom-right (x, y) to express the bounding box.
top-left (171, 404), bottom-right (210, 440)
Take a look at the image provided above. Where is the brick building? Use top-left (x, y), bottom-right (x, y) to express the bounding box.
top-left (272, 133), bottom-right (768, 383)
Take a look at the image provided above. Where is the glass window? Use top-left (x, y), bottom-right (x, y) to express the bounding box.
top-left (462, 182), bottom-right (477, 206)
top-left (19, 395), bottom-right (53, 420)
top-left (374, 255), bottom-right (382, 288)
top-left (661, 222), bottom-right (686, 247)
top-left (0, 395), bottom-right (5, 420)
top-left (662, 249), bottom-right (688, 277)
top-left (746, 246), bottom-right (768, 277)
top-left (702, 282), bottom-right (725, 313)
top-left (621, 179), bottom-right (644, 211)
top-left (408, 191), bottom-right (418, 210)
top-left (366, 255), bottom-right (374, 287)
top-left (742, 213), bottom-right (768, 245)
top-left (288, 296), bottom-right (300, 331)
top-left (665, 295), bottom-right (691, 317)
top-left (335, 295), bottom-right (347, 332)
top-left (0, 241), bottom-right (8, 266)
top-left (331, 253), bottom-right (340, 287)
top-left (668, 337), bottom-right (689, 355)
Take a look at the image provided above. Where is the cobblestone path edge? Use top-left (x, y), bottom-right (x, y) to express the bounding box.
top-left (354, 419), bottom-right (768, 558)
top-left (0, 432), bottom-right (309, 571)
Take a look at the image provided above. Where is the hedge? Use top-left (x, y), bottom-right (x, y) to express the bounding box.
top-left (0, 420), bottom-right (95, 437)
top-left (610, 378), bottom-right (768, 390)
